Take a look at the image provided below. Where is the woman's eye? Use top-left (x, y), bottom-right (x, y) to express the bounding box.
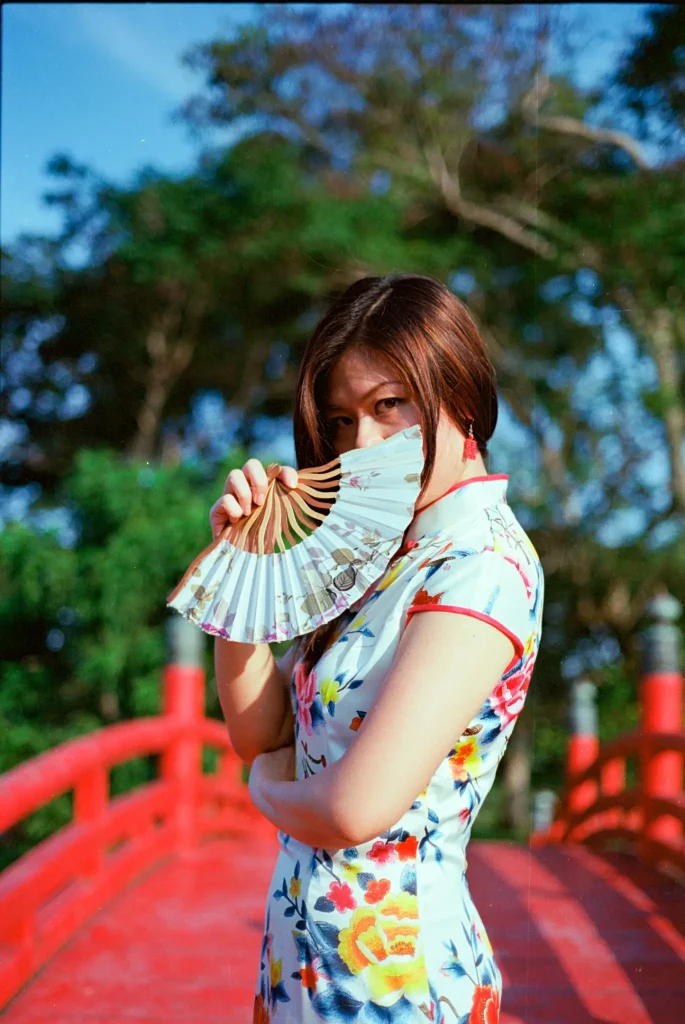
top-left (379, 397), bottom-right (403, 412)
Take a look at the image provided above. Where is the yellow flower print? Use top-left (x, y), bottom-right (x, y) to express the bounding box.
top-left (319, 677), bottom-right (339, 705)
top-left (449, 736), bottom-right (482, 783)
top-left (337, 892), bottom-right (430, 1008)
top-left (289, 875), bottom-right (301, 898)
top-left (341, 861), bottom-right (362, 883)
top-left (270, 953), bottom-right (283, 990)
top-left (349, 612), bottom-right (367, 631)
top-left (375, 558), bottom-right (405, 593)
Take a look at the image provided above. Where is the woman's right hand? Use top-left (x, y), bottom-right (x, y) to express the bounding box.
top-left (209, 459), bottom-right (299, 541)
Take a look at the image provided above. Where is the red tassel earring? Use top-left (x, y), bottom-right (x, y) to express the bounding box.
top-left (462, 419), bottom-right (478, 461)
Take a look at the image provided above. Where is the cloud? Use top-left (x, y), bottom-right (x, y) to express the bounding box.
top-left (74, 4), bottom-right (198, 103)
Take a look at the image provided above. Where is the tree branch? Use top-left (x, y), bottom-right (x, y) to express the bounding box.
top-left (521, 74), bottom-right (649, 171)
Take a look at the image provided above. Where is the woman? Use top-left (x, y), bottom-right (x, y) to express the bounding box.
top-left (210, 273), bottom-right (545, 1023)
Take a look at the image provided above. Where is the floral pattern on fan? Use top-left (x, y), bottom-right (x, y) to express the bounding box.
top-left (166, 424), bottom-right (425, 643)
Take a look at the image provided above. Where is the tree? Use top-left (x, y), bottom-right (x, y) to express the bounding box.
top-left (3, 2), bottom-right (683, 834)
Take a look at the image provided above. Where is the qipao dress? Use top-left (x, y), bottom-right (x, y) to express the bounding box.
top-left (253, 474), bottom-right (545, 1024)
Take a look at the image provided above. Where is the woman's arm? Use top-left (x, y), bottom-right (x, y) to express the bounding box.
top-left (215, 638), bottom-right (297, 764)
top-left (248, 612), bottom-right (516, 848)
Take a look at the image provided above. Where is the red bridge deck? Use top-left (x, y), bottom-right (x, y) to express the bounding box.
top-left (1, 835), bottom-right (683, 1024)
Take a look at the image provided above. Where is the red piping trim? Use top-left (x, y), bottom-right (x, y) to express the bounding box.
top-left (405, 604), bottom-right (523, 674)
top-left (415, 474), bottom-right (508, 515)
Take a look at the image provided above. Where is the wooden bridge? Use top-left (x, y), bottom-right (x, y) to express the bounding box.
top-left (1, 595), bottom-right (683, 1023)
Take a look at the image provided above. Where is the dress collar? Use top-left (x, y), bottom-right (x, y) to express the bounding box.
top-left (405, 474), bottom-right (509, 542)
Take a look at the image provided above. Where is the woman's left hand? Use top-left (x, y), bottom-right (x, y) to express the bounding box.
top-left (248, 744), bottom-right (296, 808)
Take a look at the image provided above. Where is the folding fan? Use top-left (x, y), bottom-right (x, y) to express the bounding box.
top-left (166, 424), bottom-right (425, 644)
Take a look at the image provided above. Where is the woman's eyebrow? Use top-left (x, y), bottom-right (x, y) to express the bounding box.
top-left (324, 380), bottom-right (404, 412)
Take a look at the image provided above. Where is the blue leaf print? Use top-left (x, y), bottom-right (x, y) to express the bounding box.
top-left (310, 700), bottom-right (325, 729)
top-left (361, 627), bottom-right (375, 637)
top-left (400, 863), bottom-right (416, 894)
top-left (343, 847), bottom-right (359, 859)
top-left (284, 905), bottom-right (296, 917)
top-left (440, 956), bottom-right (468, 980)
top-left (309, 920), bottom-right (340, 950)
top-left (294, 933), bottom-right (312, 963)
top-left (360, 995), bottom-right (418, 1022)
top-left (348, 678), bottom-right (364, 689)
top-left (272, 979), bottom-right (291, 1006)
top-left (428, 807), bottom-right (440, 823)
top-left (356, 871), bottom-right (375, 890)
top-left (294, 861), bottom-right (300, 879)
top-left (314, 896), bottom-right (335, 912)
top-left (310, 987), bottom-right (363, 1021)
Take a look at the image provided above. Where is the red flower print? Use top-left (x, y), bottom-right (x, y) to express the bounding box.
top-left (412, 587), bottom-right (444, 607)
top-left (327, 880), bottom-right (357, 912)
top-left (502, 554), bottom-right (533, 599)
top-left (490, 655), bottom-right (534, 728)
top-left (294, 660), bottom-right (317, 736)
top-left (469, 983), bottom-right (500, 1023)
top-left (299, 963), bottom-right (319, 991)
top-left (350, 715), bottom-right (363, 731)
top-left (253, 993), bottom-right (270, 1024)
top-left (396, 835), bottom-right (418, 860)
top-left (367, 840), bottom-right (398, 864)
top-left (364, 877), bottom-right (392, 904)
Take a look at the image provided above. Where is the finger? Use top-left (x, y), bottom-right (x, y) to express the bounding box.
top-left (278, 465), bottom-right (298, 489)
top-left (211, 494), bottom-right (245, 537)
top-left (243, 458), bottom-right (269, 505)
top-left (225, 469), bottom-right (252, 516)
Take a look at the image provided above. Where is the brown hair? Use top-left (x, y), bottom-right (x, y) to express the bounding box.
top-left (292, 273), bottom-right (498, 672)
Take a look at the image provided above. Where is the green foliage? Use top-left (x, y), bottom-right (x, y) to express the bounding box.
top-left (0, 445), bottom-right (253, 867)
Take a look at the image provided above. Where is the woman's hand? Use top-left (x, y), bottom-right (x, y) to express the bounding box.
top-left (209, 459), bottom-right (299, 541)
top-left (248, 744), bottom-right (297, 811)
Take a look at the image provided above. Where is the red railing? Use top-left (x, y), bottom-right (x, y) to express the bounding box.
top-left (532, 591), bottom-right (685, 880)
top-left (0, 617), bottom-right (274, 1009)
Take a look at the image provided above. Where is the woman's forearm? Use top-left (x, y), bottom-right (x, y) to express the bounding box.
top-left (214, 638), bottom-right (293, 764)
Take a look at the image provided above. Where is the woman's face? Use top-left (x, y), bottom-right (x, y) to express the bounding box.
top-left (323, 348), bottom-right (484, 507)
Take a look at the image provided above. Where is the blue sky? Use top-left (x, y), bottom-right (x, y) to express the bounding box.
top-left (3, 3), bottom-right (653, 247)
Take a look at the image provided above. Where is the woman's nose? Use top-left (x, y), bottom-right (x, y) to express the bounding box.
top-left (353, 417), bottom-right (385, 449)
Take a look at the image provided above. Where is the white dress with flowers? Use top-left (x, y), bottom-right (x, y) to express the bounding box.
top-left (253, 474), bottom-right (544, 1024)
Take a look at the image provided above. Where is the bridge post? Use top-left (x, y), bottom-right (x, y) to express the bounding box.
top-left (563, 677), bottom-right (598, 839)
top-left (161, 614), bottom-right (205, 857)
top-left (638, 590), bottom-right (683, 854)
top-left (532, 789), bottom-right (557, 834)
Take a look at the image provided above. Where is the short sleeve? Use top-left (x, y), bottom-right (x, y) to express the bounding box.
top-left (405, 550), bottom-right (533, 673)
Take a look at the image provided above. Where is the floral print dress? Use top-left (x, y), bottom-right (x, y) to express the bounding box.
top-left (253, 474), bottom-right (545, 1024)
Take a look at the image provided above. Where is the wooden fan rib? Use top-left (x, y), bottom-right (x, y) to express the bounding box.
top-left (256, 480), bottom-right (276, 554)
top-left (296, 454), bottom-right (341, 477)
top-left (297, 482), bottom-right (339, 501)
top-left (283, 492), bottom-right (311, 542)
top-left (289, 488), bottom-right (327, 523)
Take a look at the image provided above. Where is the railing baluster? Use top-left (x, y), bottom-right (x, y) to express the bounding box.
top-left (74, 762), bottom-right (108, 878)
top-left (638, 591), bottom-right (684, 856)
top-left (160, 614), bottom-right (205, 856)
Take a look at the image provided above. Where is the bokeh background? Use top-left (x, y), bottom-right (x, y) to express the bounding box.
top-left (2, 2), bottom-right (684, 868)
